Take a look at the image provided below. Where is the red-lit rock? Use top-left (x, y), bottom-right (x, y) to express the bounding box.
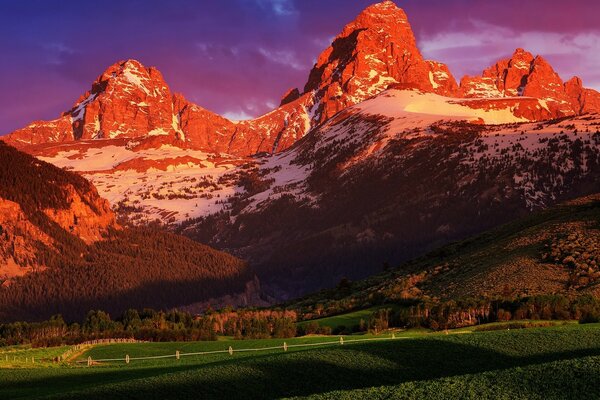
top-left (565, 77), bottom-right (600, 115)
top-left (459, 48), bottom-right (600, 118)
top-left (302, 1), bottom-right (458, 124)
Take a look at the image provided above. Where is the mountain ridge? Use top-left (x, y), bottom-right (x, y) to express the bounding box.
top-left (5, 1), bottom-right (600, 153)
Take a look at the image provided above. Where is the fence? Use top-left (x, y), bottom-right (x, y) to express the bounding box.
top-left (1, 354), bottom-right (38, 364)
top-left (75, 338), bottom-right (147, 348)
top-left (77, 334), bottom-right (404, 366)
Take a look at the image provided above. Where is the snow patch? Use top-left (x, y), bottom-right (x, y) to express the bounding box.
top-left (429, 71), bottom-right (440, 89)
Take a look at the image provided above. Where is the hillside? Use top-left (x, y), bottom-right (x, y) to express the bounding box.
top-left (290, 193), bottom-right (600, 317)
top-left (0, 141), bottom-right (254, 322)
top-left (180, 98), bottom-right (600, 298)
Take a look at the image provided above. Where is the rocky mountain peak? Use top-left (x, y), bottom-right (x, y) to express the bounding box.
top-left (460, 48), bottom-right (600, 117)
top-left (302, 0), bottom-right (458, 125)
top-left (5, 2), bottom-right (600, 154)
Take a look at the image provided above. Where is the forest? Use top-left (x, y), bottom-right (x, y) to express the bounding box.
top-left (0, 227), bottom-right (252, 322)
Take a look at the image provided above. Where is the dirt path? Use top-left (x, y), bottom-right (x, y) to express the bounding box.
top-left (64, 345), bottom-right (92, 363)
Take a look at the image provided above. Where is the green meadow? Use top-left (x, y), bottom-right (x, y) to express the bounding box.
top-left (1, 322), bottom-right (600, 399)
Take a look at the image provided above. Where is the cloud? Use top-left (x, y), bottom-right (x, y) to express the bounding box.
top-left (196, 43), bottom-right (240, 61)
top-left (223, 110), bottom-right (254, 121)
top-left (256, 0), bottom-right (297, 16)
top-left (43, 42), bottom-right (75, 65)
top-left (258, 47), bottom-right (306, 70)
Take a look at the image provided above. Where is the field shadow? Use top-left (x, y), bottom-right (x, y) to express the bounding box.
top-left (4, 337), bottom-right (600, 399)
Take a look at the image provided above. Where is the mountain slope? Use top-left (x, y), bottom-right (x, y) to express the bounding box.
top-left (290, 193), bottom-right (600, 315)
top-left (179, 91), bottom-right (600, 298)
top-left (13, 90), bottom-right (600, 300)
top-left (0, 140), bottom-right (116, 281)
top-left (0, 141), bottom-right (254, 321)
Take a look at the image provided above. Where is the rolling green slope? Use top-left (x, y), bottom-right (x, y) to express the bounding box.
top-left (1, 323), bottom-right (600, 399)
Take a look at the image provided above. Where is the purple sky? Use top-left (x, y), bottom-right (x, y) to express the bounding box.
top-left (1, 0), bottom-right (599, 134)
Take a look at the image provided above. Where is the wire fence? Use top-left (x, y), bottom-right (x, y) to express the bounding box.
top-left (76, 334), bottom-right (406, 366)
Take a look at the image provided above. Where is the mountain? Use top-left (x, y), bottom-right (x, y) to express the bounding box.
top-left (290, 193), bottom-right (600, 316)
top-left (3, 1), bottom-right (600, 300)
top-left (10, 1), bottom-right (595, 154)
top-left (460, 48), bottom-right (600, 117)
top-left (300, 0), bottom-right (458, 124)
top-left (0, 141), bottom-right (256, 321)
top-left (178, 91), bottom-right (600, 297)
top-left (5, 59), bottom-right (313, 156)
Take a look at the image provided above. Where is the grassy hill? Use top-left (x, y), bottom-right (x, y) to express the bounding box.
top-left (1, 323), bottom-right (600, 399)
top-left (290, 194), bottom-right (600, 322)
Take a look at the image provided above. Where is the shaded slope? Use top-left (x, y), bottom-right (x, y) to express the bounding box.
top-left (0, 142), bottom-right (252, 322)
top-left (290, 193), bottom-right (600, 310)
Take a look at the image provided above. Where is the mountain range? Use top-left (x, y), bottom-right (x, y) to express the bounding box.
top-left (2, 0), bottom-right (600, 304)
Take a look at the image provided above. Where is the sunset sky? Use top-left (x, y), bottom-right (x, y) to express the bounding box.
top-left (1, 0), bottom-right (599, 134)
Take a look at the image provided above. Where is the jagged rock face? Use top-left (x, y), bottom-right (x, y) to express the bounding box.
top-left (460, 48), bottom-right (600, 117)
top-left (521, 56), bottom-right (574, 115)
top-left (172, 93), bottom-right (233, 151)
top-left (69, 60), bottom-right (179, 140)
top-left (0, 199), bottom-right (52, 282)
top-left (7, 60), bottom-right (180, 146)
top-left (565, 77), bottom-right (600, 114)
top-left (173, 92), bottom-right (314, 155)
top-left (233, 93), bottom-right (315, 154)
top-left (4, 1), bottom-right (600, 158)
top-left (7, 115), bottom-right (75, 146)
top-left (302, 0), bottom-right (458, 124)
top-left (42, 183), bottom-right (116, 243)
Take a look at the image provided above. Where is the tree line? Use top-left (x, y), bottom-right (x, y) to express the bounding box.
top-left (308, 294), bottom-right (600, 335)
top-left (3, 294), bottom-right (600, 347)
top-left (0, 308), bottom-right (298, 347)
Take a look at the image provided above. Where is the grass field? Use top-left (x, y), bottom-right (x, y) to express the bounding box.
top-left (296, 307), bottom-right (395, 331)
top-left (0, 345), bottom-right (71, 368)
top-left (1, 322), bottom-right (600, 399)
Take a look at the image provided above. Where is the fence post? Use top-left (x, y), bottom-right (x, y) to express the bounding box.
top-left (32, 357), bottom-right (34, 364)
top-left (283, 342), bottom-right (288, 352)
top-left (339, 336), bottom-right (344, 345)
top-left (126, 354), bottom-right (130, 364)
top-left (392, 333), bottom-right (395, 339)
top-left (87, 356), bottom-right (92, 367)
top-left (176, 350), bottom-right (180, 360)
top-left (228, 346), bottom-right (233, 355)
